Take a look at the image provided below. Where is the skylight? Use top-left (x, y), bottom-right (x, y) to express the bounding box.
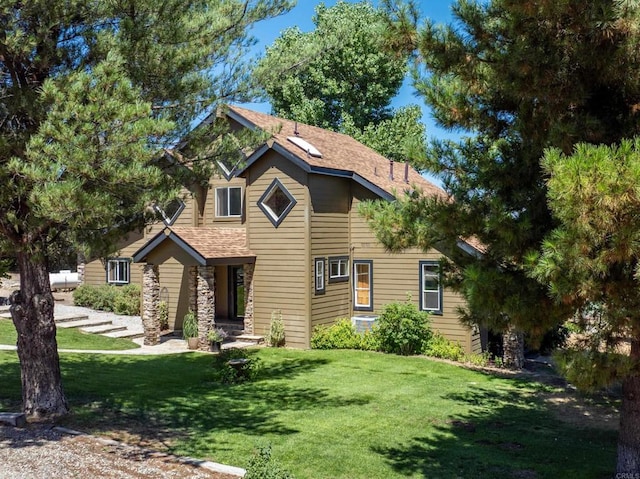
top-left (287, 136), bottom-right (322, 158)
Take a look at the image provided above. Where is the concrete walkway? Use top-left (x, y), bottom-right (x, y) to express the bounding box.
top-left (0, 303), bottom-right (257, 355)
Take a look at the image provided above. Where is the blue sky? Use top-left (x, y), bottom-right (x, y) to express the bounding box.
top-left (245, 0), bottom-right (458, 143)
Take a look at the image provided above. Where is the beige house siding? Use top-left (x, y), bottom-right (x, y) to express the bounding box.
top-left (202, 176), bottom-right (246, 227)
top-left (245, 151), bottom-right (310, 348)
top-left (309, 174), bottom-right (351, 329)
top-left (83, 231), bottom-right (145, 288)
top-left (349, 185), bottom-right (479, 354)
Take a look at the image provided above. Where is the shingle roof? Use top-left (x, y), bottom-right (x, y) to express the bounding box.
top-left (133, 226), bottom-right (255, 265)
top-left (170, 227), bottom-right (254, 261)
top-left (227, 105), bottom-right (447, 200)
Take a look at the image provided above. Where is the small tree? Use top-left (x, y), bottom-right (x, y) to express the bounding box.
top-left (530, 139), bottom-right (640, 473)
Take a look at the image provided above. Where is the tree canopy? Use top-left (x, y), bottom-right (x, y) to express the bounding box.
top-left (362, 0), bottom-right (640, 472)
top-left (254, 1), bottom-right (426, 162)
top-left (0, 0), bottom-right (293, 418)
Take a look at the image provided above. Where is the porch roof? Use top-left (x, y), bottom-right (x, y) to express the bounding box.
top-left (133, 226), bottom-right (255, 266)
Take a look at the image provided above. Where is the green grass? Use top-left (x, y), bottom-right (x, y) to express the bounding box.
top-left (0, 318), bottom-right (139, 350)
top-left (0, 348), bottom-right (617, 478)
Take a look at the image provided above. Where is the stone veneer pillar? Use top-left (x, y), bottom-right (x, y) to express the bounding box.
top-left (243, 263), bottom-right (255, 335)
top-left (76, 252), bottom-right (85, 286)
top-left (142, 264), bottom-right (160, 346)
top-left (188, 266), bottom-right (198, 316)
top-left (197, 265), bottom-right (215, 351)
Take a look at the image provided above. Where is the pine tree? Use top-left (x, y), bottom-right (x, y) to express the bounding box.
top-left (0, 0), bottom-right (293, 419)
top-left (363, 0), bottom-right (640, 472)
top-left (532, 140), bottom-right (640, 472)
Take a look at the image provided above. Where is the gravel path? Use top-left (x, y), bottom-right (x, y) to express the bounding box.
top-left (0, 425), bottom-right (242, 479)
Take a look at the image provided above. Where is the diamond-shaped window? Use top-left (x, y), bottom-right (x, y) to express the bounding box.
top-left (155, 198), bottom-right (185, 226)
top-left (258, 178), bottom-right (296, 228)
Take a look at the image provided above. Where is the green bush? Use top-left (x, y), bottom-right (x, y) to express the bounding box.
top-left (266, 310), bottom-right (286, 347)
top-left (113, 284), bottom-right (140, 315)
top-left (182, 310), bottom-right (198, 339)
top-left (423, 332), bottom-right (465, 361)
top-left (375, 299), bottom-right (432, 355)
top-left (158, 301), bottom-right (169, 330)
top-left (311, 319), bottom-right (362, 350)
top-left (244, 445), bottom-right (295, 479)
top-left (73, 283), bottom-right (140, 315)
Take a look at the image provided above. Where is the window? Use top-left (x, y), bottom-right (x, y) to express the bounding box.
top-left (107, 258), bottom-right (130, 285)
top-left (155, 198), bottom-right (185, 226)
top-left (257, 178), bottom-right (296, 227)
top-left (419, 261), bottom-right (442, 314)
top-left (353, 260), bottom-right (373, 311)
top-left (216, 186), bottom-right (242, 217)
top-left (315, 258), bottom-right (325, 294)
top-left (328, 256), bottom-right (349, 283)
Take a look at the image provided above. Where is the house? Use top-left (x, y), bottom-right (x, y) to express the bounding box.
top-left (82, 105), bottom-right (482, 352)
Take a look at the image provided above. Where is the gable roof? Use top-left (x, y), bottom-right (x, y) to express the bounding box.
top-left (226, 105), bottom-right (447, 202)
top-left (133, 227), bottom-right (255, 265)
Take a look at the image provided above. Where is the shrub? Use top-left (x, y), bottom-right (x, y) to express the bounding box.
top-left (158, 301), bottom-right (169, 330)
top-left (182, 310), bottom-right (198, 339)
top-left (244, 445), bottom-right (295, 479)
top-left (266, 310), bottom-right (286, 347)
top-left (464, 352), bottom-right (491, 367)
top-left (375, 299), bottom-right (432, 355)
top-left (212, 348), bottom-right (261, 384)
top-left (113, 284), bottom-right (140, 315)
top-left (423, 332), bottom-right (465, 361)
top-left (311, 319), bottom-right (361, 350)
top-left (73, 283), bottom-right (140, 315)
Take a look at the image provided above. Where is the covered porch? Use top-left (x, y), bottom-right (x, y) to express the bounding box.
top-left (132, 227), bottom-right (256, 351)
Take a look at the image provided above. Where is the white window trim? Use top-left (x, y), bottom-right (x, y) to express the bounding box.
top-left (315, 258), bottom-right (325, 294)
top-left (215, 186), bottom-right (242, 218)
top-left (353, 260), bottom-right (373, 311)
top-left (328, 256), bottom-right (349, 283)
top-left (155, 198), bottom-right (185, 226)
top-left (107, 258), bottom-right (130, 285)
top-left (419, 261), bottom-right (442, 314)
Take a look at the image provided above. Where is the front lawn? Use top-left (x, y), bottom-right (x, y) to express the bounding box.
top-left (0, 348), bottom-right (617, 478)
top-left (0, 318), bottom-right (139, 350)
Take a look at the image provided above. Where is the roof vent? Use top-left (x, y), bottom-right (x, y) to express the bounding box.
top-left (287, 136), bottom-right (322, 158)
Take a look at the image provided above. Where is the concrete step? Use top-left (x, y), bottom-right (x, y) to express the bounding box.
top-left (103, 329), bottom-right (145, 339)
top-left (80, 324), bottom-right (127, 335)
top-left (56, 318), bottom-right (112, 329)
top-left (234, 334), bottom-right (264, 345)
top-left (54, 313), bottom-right (90, 323)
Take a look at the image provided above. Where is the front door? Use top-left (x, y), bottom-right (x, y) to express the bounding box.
top-left (229, 266), bottom-right (245, 320)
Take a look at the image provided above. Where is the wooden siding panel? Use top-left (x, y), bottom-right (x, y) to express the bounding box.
top-left (349, 185), bottom-right (476, 354)
top-left (202, 176), bottom-right (246, 227)
top-left (246, 151), bottom-right (310, 348)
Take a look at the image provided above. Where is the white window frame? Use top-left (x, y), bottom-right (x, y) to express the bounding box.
top-left (353, 260), bottom-right (373, 311)
top-left (107, 258), bottom-right (130, 285)
top-left (257, 178), bottom-right (297, 227)
top-left (215, 186), bottom-right (242, 217)
top-left (328, 256), bottom-right (349, 283)
top-left (155, 198), bottom-right (185, 226)
top-left (315, 257), bottom-right (325, 294)
top-left (419, 261), bottom-right (442, 314)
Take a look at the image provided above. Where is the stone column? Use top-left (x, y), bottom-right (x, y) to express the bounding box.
top-left (76, 252), bottom-right (86, 286)
top-left (142, 264), bottom-right (160, 346)
top-left (243, 262), bottom-right (255, 335)
top-left (197, 265), bottom-right (215, 351)
top-left (188, 266), bottom-right (198, 315)
top-left (503, 324), bottom-right (525, 369)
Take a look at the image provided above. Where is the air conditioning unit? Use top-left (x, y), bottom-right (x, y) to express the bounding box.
top-left (351, 315), bottom-right (378, 333)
